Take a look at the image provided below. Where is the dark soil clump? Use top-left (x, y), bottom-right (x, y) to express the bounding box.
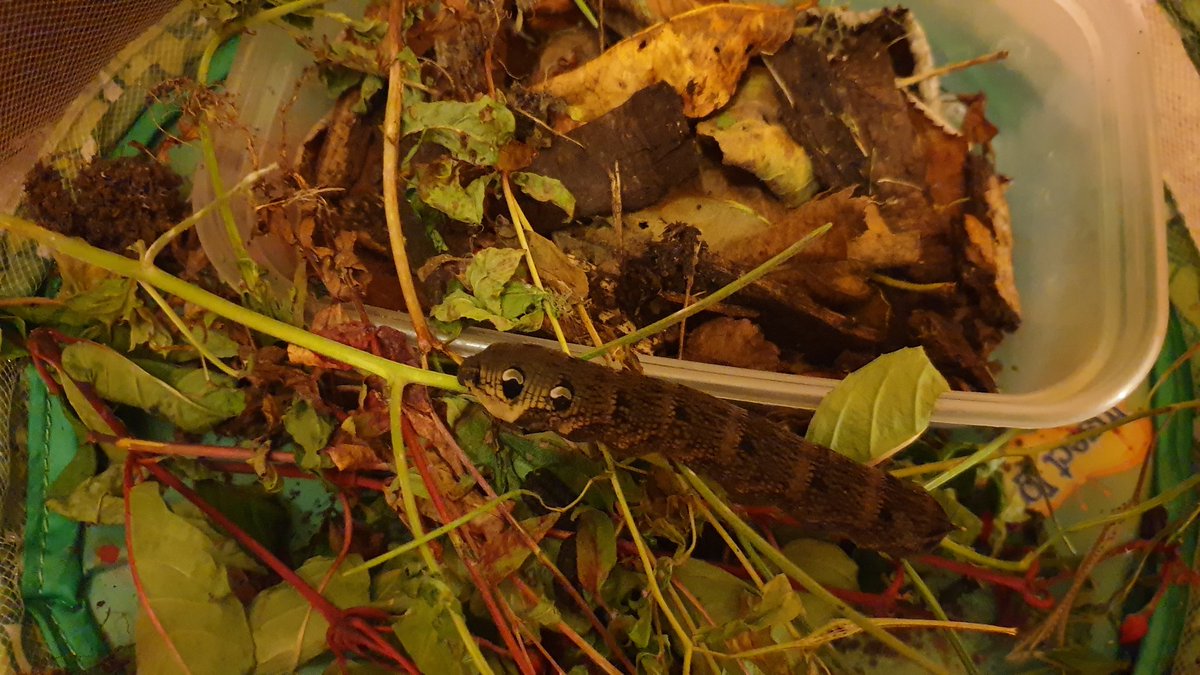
top-left (22, 156), bottom-right (190, 267)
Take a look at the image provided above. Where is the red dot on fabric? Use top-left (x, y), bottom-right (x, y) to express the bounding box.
top-left (96, 544), bottom-right (121, 565)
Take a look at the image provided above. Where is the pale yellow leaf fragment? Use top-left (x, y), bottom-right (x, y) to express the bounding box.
top-left (535, 4), bottom-right (796, 124)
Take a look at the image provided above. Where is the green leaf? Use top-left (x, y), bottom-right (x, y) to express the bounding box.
top-left (779, 539), bottom-right (858, 591)
top-left (393, 599), bottom-right (468, 675)
top-left (574, 508), bottom-right (617, 598)
top-left (414, 158), bottom-right (491, 224)
top-left (465, 247), bottom-right (526, 303)
top-left (130, 482), bottom-right (255, 675)
top-left (697, 574), bottom-right (805, 645)
top-left (403, 96), bottom-right (515, 166)
top-left (47, 462), bottom-right (123, 525)
top-left (283, 398), bottom-right (334, 470)
top-left (249, 555), bottom-right (371, 674)
top-left (62, 342), bottom-right (245, 433)
top-left (780, 538), bottom-right (859, 628)
top-left (167, 498), bottom-right (264, 573)
top-left (512, 172), bottom-right (576, 220)
top-left (430, 248), bottom-right (548, 334)
top-left (805, 347), bottom-right (950, 463)
top-left (672, 559), bottom-right (755, 626)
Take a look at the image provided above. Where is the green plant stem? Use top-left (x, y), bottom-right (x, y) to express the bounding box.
top-left (501, 173), bottom-right (570, 353)
top-left (344, 490), bottom-right (523, 576)
top-left (194, 0), bottom-right (328, 295)
top-left (605, 450), bottom-right (695, 674)
top-left (139, 283), bottom-right (241, 379)
top-left (924, 429), bottom-right (1019, 491)
top-left (1003, 400), bottom-right (1200, 462)
top-left (902, 561), bottom-right (979, 675)
top-left (195, 121), bottom-right (259, 293)
top-left (937, 539), bottom-right (1035, 573)
top-left (143, 164), bottom-right (276, 264)
top-left (581, 224), bottom-right (832, 360)
top-left (388, 394), bottom-right (494, 675)
top-left (681, 468), bottom-right (949, 675)
top-left (572, 0), bottom-right (599, 28)
top-left (1, 216), bottom-right (462, 392)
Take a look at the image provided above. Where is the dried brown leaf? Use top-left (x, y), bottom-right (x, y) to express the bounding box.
top-left (535, 4), bottom-right (795, 124)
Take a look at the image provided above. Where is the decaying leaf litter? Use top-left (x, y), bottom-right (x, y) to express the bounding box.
top-left (0, 0), bottom-right (1189, 673)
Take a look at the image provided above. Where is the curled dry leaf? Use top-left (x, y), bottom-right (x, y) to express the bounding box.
top-left (683, 318), bottom-right (782, 371)
top-left (527, 229), bottom-right (589, 301)
top-left (697, 69), bottom-right (818, 208)
top-left (534, 4), bottom-right (796, 124)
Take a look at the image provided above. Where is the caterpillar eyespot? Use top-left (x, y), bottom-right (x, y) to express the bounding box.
top-left (501, 368), bottom-right (525, 400)
top-left (549, 383), bottom-right (574, 412)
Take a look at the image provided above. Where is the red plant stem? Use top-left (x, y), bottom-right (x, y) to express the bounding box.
top-left (139, 458), bottom-right (420, 673)
top-left (401, 417), bottom-right (538, 675)
top-left (88, 434), bottom-right (393, 473)
top-left (123, 455), bottom-right (190, 672)
top-left (140, 458), bottom-right (345, 623)
top-left (412, 405), bottom-right (638, 674)
top-left (712, 560), bottom-right (906, 615)
top-left (27, 330), bottom-right (128, 434)
top-left (914, 555), bottom-right (1055, 611)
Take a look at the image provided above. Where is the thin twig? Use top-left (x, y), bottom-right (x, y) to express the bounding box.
top-left (903, 561), bottom-right (980, 675)
top-left (605, 450), bottom-right (695, 674)
top-left (500, 173), bottom-right (570, 352)
top-left (383, 0), bottom-right (438, 360)
top-left (582, 224), bottom-right (832, 360)
top-left (896, 51), bottom-right (1008, 88)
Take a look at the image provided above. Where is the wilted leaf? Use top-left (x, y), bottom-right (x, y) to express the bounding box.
top-left (697, 70), bottom-right (817, 208)
top-left (512, 172), bottom-right (576, 220)
top-left (283, 398), bottom-right (334, 470)
top-left (327, 443), bottom-right (378, 471)
top-left (46, 431), bottom-right (98, 499)
top-left (805, 347), bottom-right (950, 464)
top-left (250, 555), bottom-right (371, 674)
top-left (483, 513), bottom-right (559, 582)
top-left (527, 230), bottom-right (588, 301)
top-left (574, 508), bottom-right (617, 598)
top-left (61, 342), bottom-right (245, 433)
top-left (414, 158), bottom-right (491, 224)
top-left (698, 116), bottom-right (817, 207)
top-left (167, 498), bottom-right (264, 573)
top-left (535, 4), bottom-right (795, 123)
top-left (130, 482), bottom-right (255, 675)
top-left (403, 96), bottom-right (515, 166)
top-left (47, 462), bottom-right (123, 525)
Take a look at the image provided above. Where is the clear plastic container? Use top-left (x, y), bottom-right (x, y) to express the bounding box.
top-left (462, 0), bottom-right (1165, 428)
top-left (214, 0), bottom-right (1167, 429)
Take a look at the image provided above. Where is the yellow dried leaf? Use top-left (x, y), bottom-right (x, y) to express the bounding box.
top-left (535, 4), bottom-right (796, 124)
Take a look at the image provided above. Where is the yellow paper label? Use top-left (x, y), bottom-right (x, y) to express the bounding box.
top-left (999, 406), bottom-right (1152, 516)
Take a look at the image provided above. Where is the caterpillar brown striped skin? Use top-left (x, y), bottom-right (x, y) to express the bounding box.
top-left (458, 342), bottom-right (953, 557)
